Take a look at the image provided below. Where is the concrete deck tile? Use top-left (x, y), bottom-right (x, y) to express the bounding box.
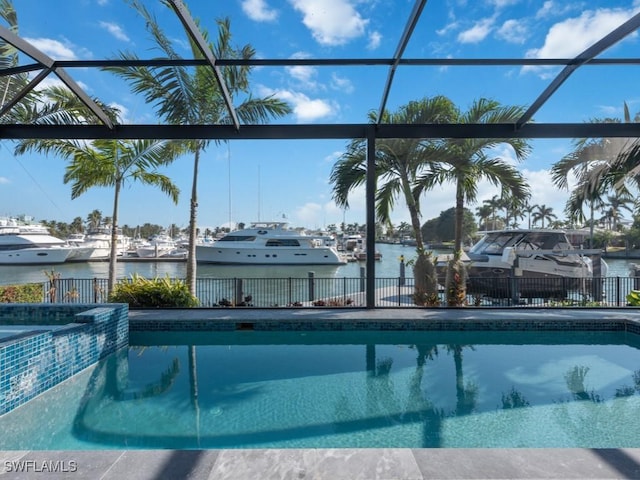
top-left (102, 450), bottom-right (220, 480)
top-left (412, 448), bottom-right (640, 479)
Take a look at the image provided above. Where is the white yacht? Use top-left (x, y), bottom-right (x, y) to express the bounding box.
top-left (436, 229), bottom-right (607, 299)
top-left (136, 232), bottom-right (177, 258)
top-left (196, 222), bottom-right (347, 265)
top-left (67, 226), bottom-right (128, 261)
top-left (0, 218), bottom-right (74, 264)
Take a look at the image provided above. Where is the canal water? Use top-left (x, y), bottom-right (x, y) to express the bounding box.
top-left (0, 243), bottom-right (635, 286)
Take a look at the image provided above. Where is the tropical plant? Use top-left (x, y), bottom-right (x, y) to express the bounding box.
top-left (475, 204), bottom-right (493, 230)
top-left (15, 137), bottom-right (181, 294)
top-left (103, 1), bottom-right (291, 295)
top-left (109, 273), bottom-right (199, 308)
top-left (330, 96), bottom-right (457, 304)
top-left (417, 98), bottom-right (531, 253)
top-left (531, 204), bottom-right (557, 228)
top-left (416, 98), bottom-right (531, 302)
top-left (551, 102), bottom-right (639, 246)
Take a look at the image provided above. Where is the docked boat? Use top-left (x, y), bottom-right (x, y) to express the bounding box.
top-left (67, 226), bottom-right (129, 261)
top-left (0, 217), bottom-right (74, 264)
top-left (436, 229), bottom-right (607, 299)
top-left (196, 221), bottom-right (347, 265)
top-left (136, 232), bottom-right (177, 258)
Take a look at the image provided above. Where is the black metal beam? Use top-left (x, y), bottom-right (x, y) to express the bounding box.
top-left (1, 122), bottom-right (639, 140)
top-left (3, 58), bottom-right (640, 75)
top-left (377, 0), bottom-right (428, 121)
top-left (167, 0), bottom-right (240, 130)
top-left (0, 25), bottom-right (114, 129)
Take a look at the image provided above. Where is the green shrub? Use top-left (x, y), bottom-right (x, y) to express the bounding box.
top-left (0, 283), bottom-right (44, 303)
top-left (109, 274), bottom-right (199, 308)
top-left (627, 290), bottom-right (640, 306)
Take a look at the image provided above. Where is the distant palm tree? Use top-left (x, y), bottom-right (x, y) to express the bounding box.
top-left (483, 195), bottom-right (503, 230)
top-left (475, 204), bottom-right (493, 230)
top-left (16, 138), bottom-right (181, 293)
top-left (104, 1), bottom-right (291, 296)
top-left (330, 96), bottom-right (457, 303)
top-left (551, 102), bottom-right (639, 246)
top-left (532, 204), bottom-right (556, 228)
top-left (70, 216), bottom-right (84, 234)
top-left (601, 193), bottom-right (634, 231)
top-left (86, 210), bottom-right (102, 231)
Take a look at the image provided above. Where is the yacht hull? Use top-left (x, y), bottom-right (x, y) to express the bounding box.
top-left (196, 245), bottom-right (345, 265)
top-left (0, 247), bottom-right (72, 265)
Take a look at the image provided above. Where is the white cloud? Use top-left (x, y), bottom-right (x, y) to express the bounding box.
top-left (330, 73), bottom-right (354, 94)
top-left (489, 0), bottom-right (520, 8)
top-left (0, 177), bottom-right (9, 184)
top-left (367, 31), bottom-right (382, 50)
top-left (526, 7), bottom-right (639, 59)
top-left (285, 52), bottom-right (323, 91)
top-left (261, 86), bottom-right (335, 122)
top-left (496, 19), bottom-right (528, 44)
top-left (289, 0), bottom-right (368, 46)
top-left (241, 0), bottom-right (278, 22)
top-left (109, 102), bottom-right (130, 123)
top-left (99, 21), bottom-right (129, 42)
top-left (24, 37), bottom-right (77, 60)
top-left (457, 17), bottom-right (495, 44)
top-left (535, 1), bottom-right (555, 19)
top-left (436, 21), bottom-right (459, 36)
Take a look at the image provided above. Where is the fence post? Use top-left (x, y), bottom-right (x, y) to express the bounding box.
top-left (360, 266), bottom-right (365, 292)
top-left (399, 255), bottom-right (405, 286)
top-left (308, 271), bottom-right (315, 303)
top-left (93, 278), bottom-right (98, 303)
top-left (591, 255), bottom-right (603, 301)
top-left (235, 278), bottom-right (243, 305)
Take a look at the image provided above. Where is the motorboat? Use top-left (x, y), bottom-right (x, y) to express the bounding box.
top-left (0, 217), bottom-right (74, 264)
top-left (136, 232), bottom-right (177, 258)
top-left (196, 221), bottom-right (347, 265)
top-left (343, 235), bottom-right (382, 262)
top-left (67, 226), bottom-right (129, 261)
top-left (436, 229), bottom-right (607, 299)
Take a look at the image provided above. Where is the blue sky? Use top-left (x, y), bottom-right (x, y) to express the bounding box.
top-left (2, 0), bottom-right (640, 232)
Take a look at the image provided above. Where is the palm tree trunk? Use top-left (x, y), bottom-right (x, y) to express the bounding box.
top-left (108, 180), bottom-right (121, 295)
top-left (186, 148), bottom-right (200, 296)
top-left (454, 180), bottom-right (464, 253)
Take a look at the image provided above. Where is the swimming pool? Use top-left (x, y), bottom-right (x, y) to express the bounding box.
top-left (1, 328), bottom-right (640, 450)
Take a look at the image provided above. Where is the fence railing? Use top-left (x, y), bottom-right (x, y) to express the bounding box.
top-left (39, 275), bottom-right (640, 308)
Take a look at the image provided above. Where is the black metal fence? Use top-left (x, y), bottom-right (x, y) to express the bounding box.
top-left (39, 275), bottom-right (640, 308)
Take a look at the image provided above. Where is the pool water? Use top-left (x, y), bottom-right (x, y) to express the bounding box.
top-left (2, 329), bottom-right (640, 450)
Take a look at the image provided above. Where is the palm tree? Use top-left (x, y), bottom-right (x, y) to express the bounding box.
top-left (104, 1), bottom-right (291, 296)
top-left (602, 193), bottom-right (634, 231)
top-left (16, 138), bottom-right (181, 293)
top-left (416, 98), bottom-right (530, 305)
top-left (532, 204), bottom-right (556, 228)
top-left (483, 195), bottom-right (503, 230)
top-left (417, 98), bottom-right (531, 254)
top-left (86, 209), bottom-right (103, 231)
top-left (551, 102), bottom-right (638, 245)
top-left (330, 96), bottom-right (457, 304)
top-left (474, 204), bottom-right (492, 230)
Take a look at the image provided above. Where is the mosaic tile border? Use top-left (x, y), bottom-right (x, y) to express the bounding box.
top-left (128, 316), bottom-right (640, 333)
top-left (0, 303), bottom-right (129, 415)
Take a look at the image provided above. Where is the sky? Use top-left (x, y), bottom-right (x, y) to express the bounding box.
top-left (2, 0), bottom-right (640, 233)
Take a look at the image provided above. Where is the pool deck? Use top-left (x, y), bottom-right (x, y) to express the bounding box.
top-left (5, 306), bottom-right (640, 479)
